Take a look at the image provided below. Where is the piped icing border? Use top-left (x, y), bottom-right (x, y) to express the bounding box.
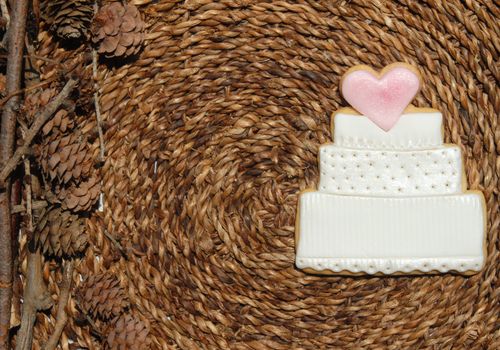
top-left (295, 257), bottom-right (484, 275)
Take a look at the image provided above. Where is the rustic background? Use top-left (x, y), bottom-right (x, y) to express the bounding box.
top-left (8, 0), bottom-right (500, 349)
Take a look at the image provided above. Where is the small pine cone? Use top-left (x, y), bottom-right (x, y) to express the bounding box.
top-left (37, 132), bottom-right (94, 184)
top-left (91, 2), bottom-right (145, 58)
top-left (43, 0), bottom-right (94, 40)
top-left (42, 109), bottom-right (75, 135)
top-left (77, 273), bottom-right (129, 320)
top-left (23, 88), bottom-right (58, 125)
top-left (104, 312), bottom-right (151, 350)
top-left (50, 175), bottom-right (101, 212)
top-left (36, 206), bottom-right (87, 257)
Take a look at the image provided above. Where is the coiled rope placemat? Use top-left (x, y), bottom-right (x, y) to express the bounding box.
top-left (31, 0), bottom-right (499, 348)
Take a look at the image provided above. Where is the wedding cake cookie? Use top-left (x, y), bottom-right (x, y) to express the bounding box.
top-left (295, 63), bottom-right (486, 275)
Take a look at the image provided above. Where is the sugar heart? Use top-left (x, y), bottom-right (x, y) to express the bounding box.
top-left (341, 65), bottom-right (421, 131)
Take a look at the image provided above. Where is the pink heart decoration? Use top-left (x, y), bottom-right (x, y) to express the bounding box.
top-left (341, 65), bottom-right (421, 131)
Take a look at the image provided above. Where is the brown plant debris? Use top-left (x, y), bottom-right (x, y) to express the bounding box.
top-left (91, 2), bottom-right (145, 58)
top-left (36, 131), bottom-right (94, 184)
top-left (104, 312), bottom-right (151, 350)
top-left (42, 0), bottom-right (94, 40)
top-left (77, 273), bottom-right (129, 320)
top-left (47, 175), bottom-right (101, 212)
top-left (35, 206), bottom-right (87, 257)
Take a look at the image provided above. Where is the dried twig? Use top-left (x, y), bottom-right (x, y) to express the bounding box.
top-left (15, 250), bottom-right (53, 350)
top-left (92, 48), bottom-right (105, 162)
top-left (0, 0), bottom-right (29, 348)
top-left (0, 0), bottom-right (9, 32)
top-left (0, 79), bottom-right (77, 186)
top-left (15, 159), bottom-right (52, 350)
top-left (44, 260), bottom-right (74, 350)
top-left (11, 200), bottom-right (47, 214)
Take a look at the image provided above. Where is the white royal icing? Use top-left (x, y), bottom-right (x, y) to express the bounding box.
top-left (318, 145), bottom-right (463, 196)
top-left (296, 192), bottom-right (485, 274)
top-left (296, 108), bottom-right (485, 275)
top-left (333, 112), bottom-right (443, 150)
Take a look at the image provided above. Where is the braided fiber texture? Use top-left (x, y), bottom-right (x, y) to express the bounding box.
top-left (29, 0), bottom-right (498, 349)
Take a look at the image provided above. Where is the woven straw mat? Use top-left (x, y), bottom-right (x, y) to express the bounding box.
top-left (33, 0), bottom-right (499, 349)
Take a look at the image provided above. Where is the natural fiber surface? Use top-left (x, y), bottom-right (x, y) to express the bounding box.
top-left (29, 0), bottom-right (498, 349)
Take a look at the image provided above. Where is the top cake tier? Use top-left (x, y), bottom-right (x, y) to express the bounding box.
top-left (333, 110), bottom-right (443, 150)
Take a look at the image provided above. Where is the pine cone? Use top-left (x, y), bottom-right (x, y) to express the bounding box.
top-left (23, 88), bottom-right (59, 124)
top-left (105, 312), bottom-right (151, 350)
top-left (35, 206), bottom-right (87, 257)
top-left (42, 109), bottom-right (75, 135)
top-left (91, 2), bottom-right (145, 58)
top-left (49, 175), bottom-right (101, 212)
top-left (37, 132), bottom-right (94, 184)
top-left (77, 273), bottom-right (129, 320)
top-left (43, 0), bottom-right (94, 40)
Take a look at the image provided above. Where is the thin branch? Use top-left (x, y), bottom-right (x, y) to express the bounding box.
top-left (0, 79), bottom-right (77, 187)
top-left (0, 0), bottom-right (9, 32)
top-left (0, 0), bottom-right (29, 348)
top-left (11, 200), bottom-right (47, 214)
top-left (44, 260), bottom-right (74, 350)
top-left (15, 250), bottom-right (53, 350)
top-left (92, 48), bottom-right (105, 162)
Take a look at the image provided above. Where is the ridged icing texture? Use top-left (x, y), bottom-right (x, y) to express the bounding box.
top-left (296, 192), bottom-right (485, 274)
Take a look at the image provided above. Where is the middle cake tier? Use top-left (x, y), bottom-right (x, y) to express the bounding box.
top-left (318, 145), bottom-right (464, 196)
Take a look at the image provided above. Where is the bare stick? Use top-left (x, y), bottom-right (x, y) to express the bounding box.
top-left (11, 200), bottom-right (47, 214)
top-left (0, 0), bottom-right (9, 31)
top-left (92, 49), bottom-right (105, 162)
top-left (15, 250), bottom-right (53, 350)
top-left (0, 79), bottom-right (77, 186)
top-left (0, 0), bottom-right (29, 348)
top-left (44, 260), bottom-right (74, 350)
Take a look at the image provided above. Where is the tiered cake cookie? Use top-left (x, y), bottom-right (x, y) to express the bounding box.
top-left (295, 63), bottom-right (486, 275)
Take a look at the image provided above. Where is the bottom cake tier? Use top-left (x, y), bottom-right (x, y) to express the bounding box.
top-left (295, 191), bottom-right (485, 274)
